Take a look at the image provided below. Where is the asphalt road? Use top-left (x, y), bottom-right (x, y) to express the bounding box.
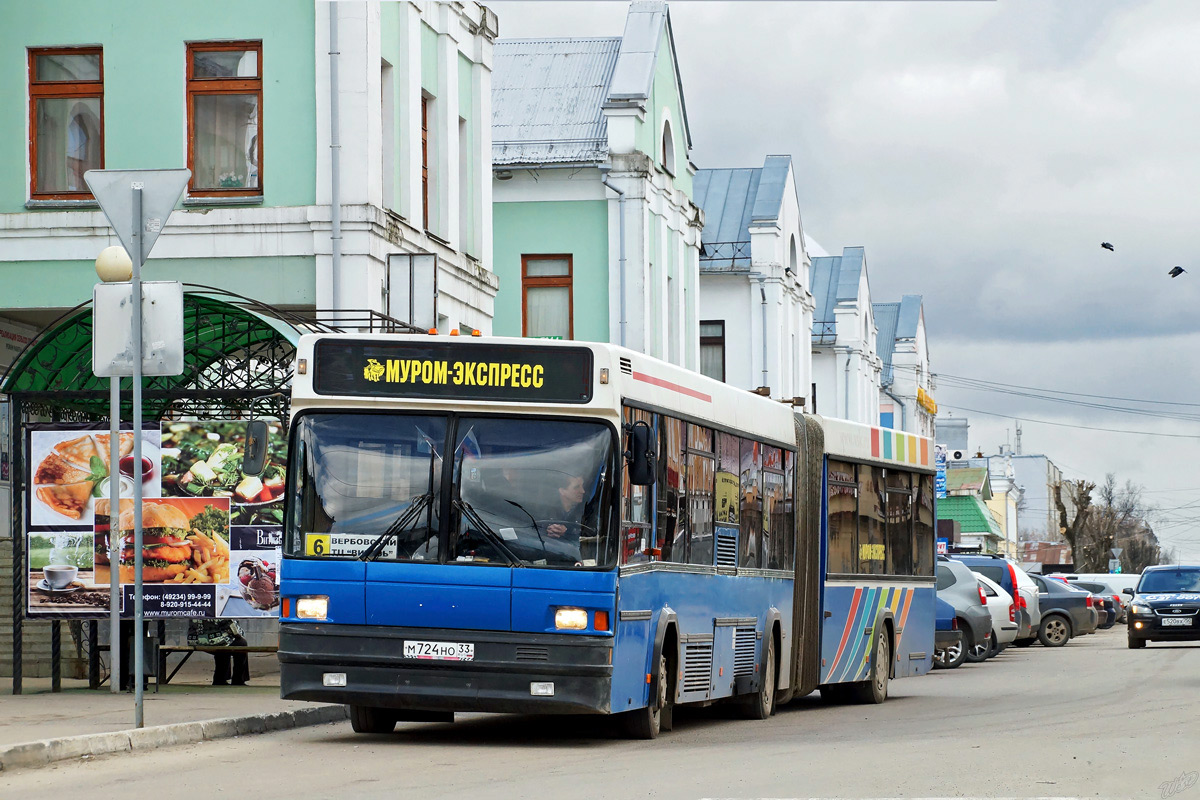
top-left (7, 627), bottom-right (1198, 799)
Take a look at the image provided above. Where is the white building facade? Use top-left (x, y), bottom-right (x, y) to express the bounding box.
top-left (810, 247), bottom-right (882, 424)
top-left (693, 155), bottom-right (814, 401)
top-left (874, 295), bottom-right (936, 437)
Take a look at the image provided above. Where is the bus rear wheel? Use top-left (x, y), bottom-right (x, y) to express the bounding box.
top-left (739, 634), bottom-right (776, 720)
top-left (622, 650), bottom-right (669, 739)
top-left (349, 705), bottom-right (397, 734)
top-left (848, 626), bottom-right (890, 704)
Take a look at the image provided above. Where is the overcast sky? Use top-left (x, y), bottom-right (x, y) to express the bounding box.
top-left (490, 0), bottom-right (1200, 563)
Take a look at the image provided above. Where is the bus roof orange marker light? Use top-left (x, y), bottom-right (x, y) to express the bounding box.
top-left (450, 329), bottom-right (460, 336)
top-left (471, 329), bottom-right (482, 337)
top-left (428, 328), bottom-right (438, 335)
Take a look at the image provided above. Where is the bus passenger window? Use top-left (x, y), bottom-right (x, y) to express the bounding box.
top-left (857, 465), bottom-right (885, 575)
top-left (686, 451), bottom-right (715, 566)
top-left (885, 470), bottom-right (912, 575)
top-left (739, 439), bottom-right (762, 568)
top-left (657, 416), bottom-right (687, 562)
top-left (826, 460), bottom-right (856, 574)
top-left (762, 461), bottom-right (787, 570)
top-left (914, 474), bottom-right (935, 576)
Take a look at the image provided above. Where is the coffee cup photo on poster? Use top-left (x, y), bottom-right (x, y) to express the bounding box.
top-left (92, 496), bottom-right (231, 588)
top-left (28, 425), bottom-right (161, 527)
top-left (27, 526), bottom-right (111, 616)
top-left (159, 420), bottom-right (286, 527)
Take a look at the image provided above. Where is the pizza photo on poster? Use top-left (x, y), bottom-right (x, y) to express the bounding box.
top-left (159, 420), bottom-right (286, 526)
top-left (27, 423), bottom-right (161, 527)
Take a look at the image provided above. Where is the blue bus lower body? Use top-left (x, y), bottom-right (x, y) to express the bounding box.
top-left (279, 622), bottom-right (613, 714)
top-left (818, 581), bottom-right (935, 685)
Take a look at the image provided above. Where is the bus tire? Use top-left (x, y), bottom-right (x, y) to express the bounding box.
top-left (621, 650), bottom-right (668, 739)
top-left (349, 705), bottom-right (397, 734)
top-left (738, 632), bottom-right (777, 720)
top-left (848, 625), bottom-right (890, 704)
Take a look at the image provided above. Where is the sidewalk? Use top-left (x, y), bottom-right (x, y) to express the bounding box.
top-left (0, 651), bottom-right (347, 770)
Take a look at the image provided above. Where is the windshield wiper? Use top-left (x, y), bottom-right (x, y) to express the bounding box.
top-left (455, 497), bottom-right (524, 566)
top-left (504, 499), bottom-right (548, 553)
top-left (360, 493), bottom-right (432, 562)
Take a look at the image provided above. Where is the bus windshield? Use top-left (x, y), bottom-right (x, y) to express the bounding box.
top-left (288, 412), bottom-right (617, 568)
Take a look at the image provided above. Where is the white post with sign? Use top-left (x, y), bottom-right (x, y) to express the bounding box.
top-left (85, 169), bottom-right (189, 728)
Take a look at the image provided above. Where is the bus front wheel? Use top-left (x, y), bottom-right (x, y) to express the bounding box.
top-left (622, 650), bottom-right (670, 739)
top-left (349, 705), bottom-right (397, 734)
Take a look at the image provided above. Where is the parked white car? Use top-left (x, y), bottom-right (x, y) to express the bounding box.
top-left (971, 572), bottom-right (1019, 660)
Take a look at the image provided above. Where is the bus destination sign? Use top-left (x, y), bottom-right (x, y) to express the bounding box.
top-left (313, 339), bottom-right (594, 403)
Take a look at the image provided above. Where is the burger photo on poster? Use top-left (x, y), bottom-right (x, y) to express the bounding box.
top-left (118, 503), bottom-right (195, 583)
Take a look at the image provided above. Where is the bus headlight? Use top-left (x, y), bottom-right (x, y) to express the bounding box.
top-left (296, 595), bottom-right (329, 620)
top-left (554, 607), bottom-right (588, 630)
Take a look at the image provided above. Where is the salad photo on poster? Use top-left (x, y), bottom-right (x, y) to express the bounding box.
top-left (159, 420), bottom-right (286, 526)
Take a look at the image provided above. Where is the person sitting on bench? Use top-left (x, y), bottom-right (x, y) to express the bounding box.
top-left (187, 618), bottom-right (250, 686)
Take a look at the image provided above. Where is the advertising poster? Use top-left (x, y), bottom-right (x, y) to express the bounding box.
top-left (25, 420), bottom-right (285, 620)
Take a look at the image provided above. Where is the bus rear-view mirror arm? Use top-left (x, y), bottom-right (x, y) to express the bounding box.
top-left (624, 421), bottom-right (657, 486)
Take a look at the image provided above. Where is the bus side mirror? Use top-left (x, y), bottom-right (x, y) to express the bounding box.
top-left (624, 421), bottom-right (657, 486)
top-left (242, 419), bottom-right (271, 477)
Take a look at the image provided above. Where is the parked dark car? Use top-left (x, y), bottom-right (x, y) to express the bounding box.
top-left (1126, 565), bottom-right (1200, 648)
top-left (1029, 574), bottom-right (1096, 646)
top-left (937, 557), bottom-right (993, 660)
top-left (1075, 580), bottom-right (1127, 624)
top-left (934, 596), bottom-right (965, 669)
top-left (951, 554), bottom-right (1040, 644)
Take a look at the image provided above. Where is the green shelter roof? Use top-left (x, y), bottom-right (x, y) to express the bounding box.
top-left (937, 495), bottom-right (1003, 537)
top-left (945, 467), bottom-right (992, 499)
top-left (1, 291), bottom-right (301, 421)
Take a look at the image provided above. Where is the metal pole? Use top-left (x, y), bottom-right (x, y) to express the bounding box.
top-left (11, 395), bottom-right (22, 695)
top-left (599, 171), bottom-right (626, 347)
top-left (51, 621), bottom-right (61, 692)
top-left (108, 375), bottom-right (121, 693)
top-left (131, 185), bottom-right (145, 728)
top-left (329, 1), bottom-right (342, 315)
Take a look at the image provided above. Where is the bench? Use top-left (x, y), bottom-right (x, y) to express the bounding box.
top-left (158, 645), bottom-right (278, 686)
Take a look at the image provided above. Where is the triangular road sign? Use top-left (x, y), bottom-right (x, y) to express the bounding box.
top-left (83, 169), bottom-right (191, 264)
top-left (1111, 547), bottom-right (1123, 558)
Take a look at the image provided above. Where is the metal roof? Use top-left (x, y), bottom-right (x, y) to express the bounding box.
top-left (492, 37), bottom-right (621, 165)
top-left (810, 246), bottom-right (866, 343)
top-left (874, 294), bottom-right (922, 387)
top-left (695, 155), bottom-right (794, 271)
top-left (937, 495), bottom-right (1003, 537)
top-left (945, 467), bottom-right (992, 499)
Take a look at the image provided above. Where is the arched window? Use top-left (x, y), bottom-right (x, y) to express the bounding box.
top-left (661, 118), bottom-right (676, 176)
top-left (788, 235), bottom-right (799, 278)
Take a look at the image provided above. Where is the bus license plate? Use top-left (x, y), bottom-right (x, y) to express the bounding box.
top-left (1161, 617), bottom-right (1192, 627)
top-left (403, 640), bottom-right (475, 661)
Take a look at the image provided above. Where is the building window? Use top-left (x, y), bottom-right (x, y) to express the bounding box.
top-left (699, 321), bottom-right (725, 382)
top-left (661, 118), bottom-right (675, 176)
top-left (422, 95), bottom-right (430, 230)
top-left (28, 47), bottom-right (103, 199)
top-left (522, 256), bottom-right (572, 339)
top-left (186, 42), bottom-right (262, 197)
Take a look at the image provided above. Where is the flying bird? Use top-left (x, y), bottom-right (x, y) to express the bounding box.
top-left (1169, 266), bottom-right (1186, 278)
top-left (1101, 242), bottom-right (1115, 251)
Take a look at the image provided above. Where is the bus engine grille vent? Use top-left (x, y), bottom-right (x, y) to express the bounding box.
top-left (515, 646), bottom-right (550, 663)
top-left (734, 628), bottom-right (757, 677)
top-left (619, 357), bottom-right (633, 375)
top-left (682, 641), bottom-right (714, 694)
top-left (715, 531), bottom-right (738, 567)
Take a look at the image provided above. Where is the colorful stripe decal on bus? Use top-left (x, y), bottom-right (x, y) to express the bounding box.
top-left (826, 586), bottom-right (917, 683)
top-left (631, 371), bottom-right (713, 403)
top-left (868, 428), bottom-right (931, 468)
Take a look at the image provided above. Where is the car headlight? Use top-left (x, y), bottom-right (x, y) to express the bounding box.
top-left (1130, 603), bottom-right (1152, 616)
top-left (296, 595), bottom-right (329, 620)
top-left (554, 607), bottom-right (588, 630)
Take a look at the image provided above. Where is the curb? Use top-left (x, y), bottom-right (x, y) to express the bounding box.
top-left (0, 705), bottom-right (349, 773)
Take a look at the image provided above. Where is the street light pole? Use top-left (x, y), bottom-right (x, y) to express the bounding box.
top-left (131, 185), bottom-right (146, 728)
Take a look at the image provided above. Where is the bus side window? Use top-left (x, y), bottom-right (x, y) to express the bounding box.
top-left (657, 416), bottom-right (687, 562)
top-left (739, 439), bottom-right (762, 568)
top-left (857, 465), bottom-right (885, 575)
top-left (914, 474), bottom-right (935, 576)
top-left (686, 450), bottom-right (715, 567)
top-left (827, 460), bottom-right (857, 574)
top-left (885, 470), bottom-right (912, 575)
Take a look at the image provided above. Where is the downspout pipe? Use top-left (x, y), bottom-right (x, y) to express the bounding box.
top-left (329, 2), bottom-right (342, 313)
top-left (883, 387), bottom-right (907, 431)
top-left (599, 167), bottom-right (627, 347)
top-left (843, 349), bottom-right (851, 419)
top-left (759, 280), bottom-right (768, 390)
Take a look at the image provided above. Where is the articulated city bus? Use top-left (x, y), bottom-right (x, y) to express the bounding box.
top-left (278, 334), bottom-right (935, 738)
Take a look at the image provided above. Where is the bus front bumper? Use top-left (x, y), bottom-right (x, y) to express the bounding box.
top-left (279, 623), bottom-right (614, 715)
